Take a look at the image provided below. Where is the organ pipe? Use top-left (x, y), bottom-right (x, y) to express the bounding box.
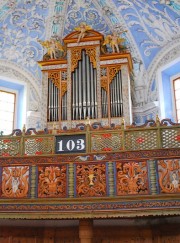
top-left (47, 79), bottom-right (60, 122)
top-left (61, 92), bottom-right (67, 120)
top-left (110, 70), bottom-right (123, 117)
top-left (71, 50), bottom-right (97, 120)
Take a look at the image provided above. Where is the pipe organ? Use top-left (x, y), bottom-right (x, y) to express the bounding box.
top-left (39, 28), bottom-right (133, 129)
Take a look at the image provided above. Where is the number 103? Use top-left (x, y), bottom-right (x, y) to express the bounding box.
top-left (57, 139), bottom-right (85, 152)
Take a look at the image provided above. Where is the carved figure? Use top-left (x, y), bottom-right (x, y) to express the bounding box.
top-left (2, 166), bottom-right (29, 198)
top-left (171, 172), bottom-right (179, 189)
top-left (158, 159), bottom-right (180, 193)
top-left (74, 22), bottom-right (92, 43)
top-left (103, 31), bottom-right (127, 53)
top-left (38, 38), bottom-right (64, 59)
top-left (76, 164), bottom-right (106, 197)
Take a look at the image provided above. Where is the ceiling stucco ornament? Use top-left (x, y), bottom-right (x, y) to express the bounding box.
top-left (116, 0), bottom-right (180, 68)
top-left (0, 0), bottom-right (50, 84)
top-left (0, 0), bottom-right (179, 89)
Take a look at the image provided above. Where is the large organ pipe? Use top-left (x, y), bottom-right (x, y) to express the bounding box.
top-left (72, 72), bottom-right (75, 120)
top-left (82, 51), bottom-right (87, 119)
top-left (47, 79), bottom-right (60, 122)
top-left (101, 88), bottom-right (108, 118)
top-left (90, 62), bottom-right (94, 118)
top-left (116, 72), bottom-right (120, 116)
top-left (94, 69), bottom-right (97, 118)
top-left (61, 92), bottom-right (67, 120)
top-left (48, 79), bottom-right (51, 121)
top-left (114, 76), bottom-right (117, 117)
top-left (75, 68), bottom-right (78, 119)
top-left (51, 80), bottom-right (53, 121)
top-left (110, 70), bottom-right (123, 117)
top-left (78, 60), bottom-right (82, 120)
top-left (85, 53), bottom-right (90, 118)
top-left (71, 49), bottom-right (97, 120)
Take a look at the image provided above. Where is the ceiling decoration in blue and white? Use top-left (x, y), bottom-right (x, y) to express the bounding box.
top-left (0, 0), bottom-right (179, 83)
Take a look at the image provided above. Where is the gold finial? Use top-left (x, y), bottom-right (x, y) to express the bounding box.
top-left (156, 114), bottom-right (160, 125)
top-left (86, 116), bottom-right (91, 125)
top-left (121, 117), bottom-right (125, 129)
top-left (22, 124), bottom-right (26, 134)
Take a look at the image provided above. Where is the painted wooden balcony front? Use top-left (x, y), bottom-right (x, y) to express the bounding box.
top-left (0, 118), bottom-right (180, 219)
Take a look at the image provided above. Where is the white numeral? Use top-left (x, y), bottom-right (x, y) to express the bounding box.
top-left (76, 139), bottom-right (85, 150)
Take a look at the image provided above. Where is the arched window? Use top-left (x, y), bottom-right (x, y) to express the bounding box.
top-left (173, 78), bottom-right (180, 123)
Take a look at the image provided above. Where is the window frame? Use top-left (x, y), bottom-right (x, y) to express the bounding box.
top-left (172, 76), bottom-right (180, 123)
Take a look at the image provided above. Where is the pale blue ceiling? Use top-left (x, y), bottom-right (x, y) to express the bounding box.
top-left (0, 0), bottom-right (179, 81)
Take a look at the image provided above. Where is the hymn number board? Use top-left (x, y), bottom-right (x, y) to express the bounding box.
top-left (55, 134), bottom-right (86, 154)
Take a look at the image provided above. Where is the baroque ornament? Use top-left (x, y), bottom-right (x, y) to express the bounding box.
top-left (2, 166), bottom-right (29, 198)
top-left (38, 165), bottom-right (67, 197)
top-left (116, 161), bottom-right (149, 195)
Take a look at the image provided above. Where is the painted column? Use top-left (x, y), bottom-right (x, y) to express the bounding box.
top-left (121, 65), bottom-right (132, 125)
top-left (41, 72), bottom-right (49, 129)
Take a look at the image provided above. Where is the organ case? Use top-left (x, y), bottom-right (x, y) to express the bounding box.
top-left (39, 28), bottom-right (133, 129)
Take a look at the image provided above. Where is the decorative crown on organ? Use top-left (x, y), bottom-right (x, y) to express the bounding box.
top-left (38, 23), bottom-right (128, 60)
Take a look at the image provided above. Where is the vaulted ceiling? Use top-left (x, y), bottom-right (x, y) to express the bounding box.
top-left (0, 0), bottom-right (179, 90)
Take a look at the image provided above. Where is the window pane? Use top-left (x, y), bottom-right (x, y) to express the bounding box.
top-left (174, 79), bottom-right (180, 90)
top-left (0, 90), bottom-right (15, 134)
top-left (176, 100), bottom-right (180, 109)
top-left (175, 89), bottom-right (180, 99)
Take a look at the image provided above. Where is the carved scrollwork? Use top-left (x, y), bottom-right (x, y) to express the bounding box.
top-left (71, 48), bottom-right (82, 72)
top-left (38, 166), bottom-right (67, 197)
top-left (71, 47), bottom-right (97, 72)
top-left (61, 82), bottom-right (67, 97)
top-left (101, 77), bottom-right (108, 91)
top-left (76, 163), bottom-right (106, 197)
top-left (116, 161), bottom-right (148, 195)
top-left (109, 65), bottom-right (121, 83)
top-left (48, 71), bottom-right (60, 87)
top-left (85, 47), bottom-right (96, 68)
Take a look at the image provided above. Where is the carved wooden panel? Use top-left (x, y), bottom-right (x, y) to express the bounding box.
top-left (76, 163), bottom-right (107, 197)
top-left (116, 161), bottom-right (149, 195)
top-left (158, 159), bottom-right (180, 193)
top-left (38, 165), bottom-right (67, 198)
top-left (2, 166), bottom-right (29, 198)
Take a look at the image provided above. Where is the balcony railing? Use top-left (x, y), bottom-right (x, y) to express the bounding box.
top-left (0, 118), bottom-right (180, 157)
top-left (0, 118), bottom-right (180, 219)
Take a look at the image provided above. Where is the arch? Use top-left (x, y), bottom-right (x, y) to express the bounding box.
top-left (146, 39), bottom-right (180, 120)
